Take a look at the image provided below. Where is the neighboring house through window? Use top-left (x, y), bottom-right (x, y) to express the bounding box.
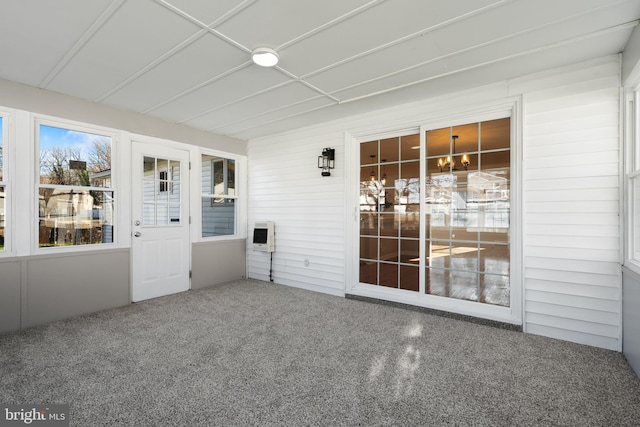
top-left (37, 122), bottom-right (114, 248)
top-left (201, 154), bottom-right (236, 237)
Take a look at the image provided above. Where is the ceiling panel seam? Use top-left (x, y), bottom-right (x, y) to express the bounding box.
top-left (210, 100), bottom-right (338, 136)
top-left (299, 0), bottom-right (514, 80)
top-left (39, 0), bottom-right (126, 89)
top-left (155, 0), bottom-right (251, 54)
top-left (93, 29), bottom-right (208, 103)
top-left (275, 0), bottom-right (385, 51)
top-left (95, 0), bottom-right (257, 107)
top-left (176, 80), bottom-right (299, 124)
top-left (274, 67), bottom-right (340, 102)
top-left (204, 95), bottom-right (328, 133)
top-left (202, 0), bottom-right (259, 28)
top-left (337, 21), bottom-right (639, 105)
top-left (154, 0), bottom-right (255, 30)
top-left (141, 61), bottom-right (253, 115)
top-left (328, 5), bottom-right (639, 99)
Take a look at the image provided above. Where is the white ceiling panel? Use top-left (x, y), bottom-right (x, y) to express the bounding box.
top-left (161, 0), bottom-right (247, 26)
top-left (0, 0), bottom-right (112, 86)
top-left (182, 82), bottom-right (321, 130)
top-left (305, 33), bottom-right (443, 94)
top-left (305, 0), bottom-right (638, 96)
top-left (211, 96), bottom-right (337, 136)
top-left (102, 33), bottom-right (249, 112)
top-left (215, 0), bottom-right (374, 49)
top-left (46, 0), bottom-right (198, 100)
top-left (0, 0), bottom-right (638, 139)
top-left (280, 0), bottom-right (500, 76)
top-left (307, 0), bottom-right (640, 96)
top-left (148, 65), bottom-right (291, 122)
top-left (331, 59), bottom-right (451, 102)
top-left (332, 28), bottom-right (634, 103)
top-left (430, 0), bottom-right (640, 54)
top-left (440, 16), bottom-right (637, 76)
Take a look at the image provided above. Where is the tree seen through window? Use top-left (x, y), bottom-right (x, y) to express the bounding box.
top-left (38, 124), bottom-right (114, 248)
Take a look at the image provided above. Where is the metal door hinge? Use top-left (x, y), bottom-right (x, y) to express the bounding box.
top-left (189, 270), bottom-right (192, 278)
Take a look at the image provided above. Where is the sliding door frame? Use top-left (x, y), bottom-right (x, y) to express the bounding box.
top-left (345, 98), bottom-right (523, 325)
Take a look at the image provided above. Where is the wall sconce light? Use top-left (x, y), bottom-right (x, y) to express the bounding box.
top-left (318, 148), bottom-right (335, 176)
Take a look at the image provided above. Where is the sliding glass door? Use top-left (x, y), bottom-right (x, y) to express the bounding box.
top-left (358, 117), bottom-right (511, 310)
top-left (360, 134), bottom-right (421, 291)
top-left (425, 118), bottom-right (510, 306)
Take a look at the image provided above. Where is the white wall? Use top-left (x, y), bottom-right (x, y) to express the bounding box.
top-left (247, 128), bottom-right (346, 295)
top-left (512, 56), bottom-right (622, 351)
top-left (247, 55), bottom-right (622, 350)
top-left (622, 267), bottom-right (640, 376)
top-left (623, 24), bottom-right (640, 85)
top-left (0, 78), bottom-right (246, 155)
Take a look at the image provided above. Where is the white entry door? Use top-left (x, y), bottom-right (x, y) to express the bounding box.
top-left (131, 142), bottom-right (190, 302)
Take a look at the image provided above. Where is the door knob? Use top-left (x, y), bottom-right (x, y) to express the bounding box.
top-left (133, 232), bottom-right (141, 237)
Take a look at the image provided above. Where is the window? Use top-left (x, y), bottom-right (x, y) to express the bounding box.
top-left (627, 90), bottom-right (640, 265)
top-left (37, 123), bottom-right (114, 248)
top-left (0, 116), bottom-right (5, 252)
top-left (201, 154), bottom-right (236, 237)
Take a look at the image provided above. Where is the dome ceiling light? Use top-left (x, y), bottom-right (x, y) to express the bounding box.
top-left (251, 47), bottom-right (279, 67)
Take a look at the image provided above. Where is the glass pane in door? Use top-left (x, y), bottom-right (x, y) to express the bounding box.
top-left (424, 118), bottom-right (510, 307)
top-left (358, 134), bottom-right (420, 292)
top-left (141, 156), bottom-right (181, 226)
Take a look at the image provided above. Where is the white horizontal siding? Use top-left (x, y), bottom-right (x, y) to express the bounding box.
top-left (527, 289), bottom-right (619, 312)
top-left (525, 211), bottom-right (619, 226)
top-left (526, 324), bottom-right (618, 350)
top-left (515, 56), bottom-right (621, 350)
top-left (526, 319), bottom-right (619, 349)
top-left (247, 130), bottom-right (346, 295)
top-left (526, 246), bottom-right (619, 263)
top-left (525, 256), bottom-right (620, 275)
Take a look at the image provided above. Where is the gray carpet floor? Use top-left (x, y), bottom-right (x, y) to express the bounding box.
top-left (2, 279), bottom-right (640, 426)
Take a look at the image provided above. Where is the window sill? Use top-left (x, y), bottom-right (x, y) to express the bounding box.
top-left (623, 260), bottom-right (640, 277)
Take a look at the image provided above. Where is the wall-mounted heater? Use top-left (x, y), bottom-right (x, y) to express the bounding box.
top-left (253, 221), bottom-right (275, 253)
top-left (253, 221), bottom-right (275, 282)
